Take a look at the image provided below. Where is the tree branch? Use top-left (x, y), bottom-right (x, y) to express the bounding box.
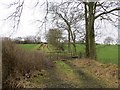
top-left (95, 8), bottom-right (120, 19)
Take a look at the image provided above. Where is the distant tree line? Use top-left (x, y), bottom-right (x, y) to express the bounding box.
top-left (2, 36), bottom-right (42, 44)
top-left (3, 35), bottom-right (117, 45)
top-left (13, 36), bottom-right (42, 44)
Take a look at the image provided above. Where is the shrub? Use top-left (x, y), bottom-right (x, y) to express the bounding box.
top-left (2, 40), bottom-right (53, 88)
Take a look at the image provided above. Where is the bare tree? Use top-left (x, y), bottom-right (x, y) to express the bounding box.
top-left (48, 1), bottom-right (84, 53)
top-left (104, 36), bottom-right (114, 45)
top-left (35, 36), bottom-right (41, 44)
top-left (24, 36), bottom-right (36, 44)
top-left (83, 1), bottom-right (120, 59)
top-left (14, 37), bottom-right (23, 44)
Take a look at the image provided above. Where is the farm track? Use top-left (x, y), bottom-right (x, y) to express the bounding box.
top-left (64, 61), bottom-right (108, 88)
top-left (30, 60), bottom-right (112, 88)
top-left (45, 67), bottom-right (77, 88)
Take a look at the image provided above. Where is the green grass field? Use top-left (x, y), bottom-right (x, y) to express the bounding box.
top-left (19, 44), bottom-right (39, 50)
top-left (19, 44), bottom-right (118, 64)
top-left (96, 45), bottom-right (118, 64)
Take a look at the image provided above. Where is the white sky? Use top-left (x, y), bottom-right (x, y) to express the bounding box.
top-left (0, 0), bottom-right (118, 43)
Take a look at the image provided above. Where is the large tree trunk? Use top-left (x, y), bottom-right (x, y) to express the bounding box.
top-left (89, 2), bottom-right (96, 59)
top-left (84, 3), bottom-right (90, 58)
top-left (85, 2), bottom-right (97, 59)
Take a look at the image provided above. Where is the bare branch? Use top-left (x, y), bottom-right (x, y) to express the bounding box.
top-left (95, 7), bottom-right (120, 19)
top-left (4, 0), bottom-right (25, 37)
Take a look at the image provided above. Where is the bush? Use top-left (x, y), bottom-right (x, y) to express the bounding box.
top-left (2, 40), bottom-right (53, 88)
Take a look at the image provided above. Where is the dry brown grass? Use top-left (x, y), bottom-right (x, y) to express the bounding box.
top-left (2, 39), bottom-right (53, 88)
top-left (68, 59), bottom-right (119, 88)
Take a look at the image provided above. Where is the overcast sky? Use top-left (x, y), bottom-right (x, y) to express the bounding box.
top-left (0, 0), bottom-right (118, 43)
